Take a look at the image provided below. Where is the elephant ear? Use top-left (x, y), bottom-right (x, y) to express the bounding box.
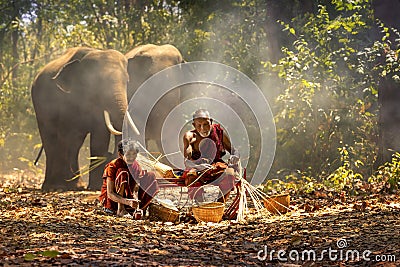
top-left (127, 53), bottom-right (154, 96)
top-left (52, 48), bottom-right (93, 93)
top-left (127, 54), bottom-right (154, 81)
top-left (52, 60), bottom-right (80, 93)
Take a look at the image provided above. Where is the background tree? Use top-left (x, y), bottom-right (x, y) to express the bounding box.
top-left (371, 0), bottom-right (400, 168)
top-left (271, 1), bottom-right (377, 177)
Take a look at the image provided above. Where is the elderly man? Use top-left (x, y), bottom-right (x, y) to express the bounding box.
top-left (182, 109), bottom-right (240, 203)
top-left (99, 140), bottom-right (159, 218)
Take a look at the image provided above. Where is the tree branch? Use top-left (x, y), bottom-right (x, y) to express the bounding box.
top-left (0, 51), bottom-right (56, 88)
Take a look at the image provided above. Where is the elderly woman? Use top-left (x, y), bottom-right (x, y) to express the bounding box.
top-left (99, 140), bottom-right (159, 217)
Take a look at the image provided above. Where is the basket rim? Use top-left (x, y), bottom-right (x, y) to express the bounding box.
top-left (192, 202), bottom-right (225, 222)
top-left (149, 203), bottom-right (180, 222)
top-left (192, 204), bottom-right (224, 223)
top-left (192, 202), bottom-right (225, 209)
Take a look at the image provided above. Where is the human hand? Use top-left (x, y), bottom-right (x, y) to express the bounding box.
top-left (186, 146), bottom-right (193, 159)
top-left (229, 155), bottom-right (240, 165)
top-left (196, 157), bottom-right (210, 164)
top-left (194, 162), bottom-right (212, 171)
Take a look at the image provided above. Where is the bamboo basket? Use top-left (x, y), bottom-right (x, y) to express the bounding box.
top-left (263, 194), bottom-right (290, 214)
top-left (192, 202), bottom-right (225, 223)
top-left (149, 202), bottom-right (180, 222)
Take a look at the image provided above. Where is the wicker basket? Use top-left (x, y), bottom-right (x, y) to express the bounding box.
top-left (192, 202), bottom-right (225, 223)
top-left (263, 194), bottom-right (290, 214)
top-left (149, 202), bottom-right (180, 222)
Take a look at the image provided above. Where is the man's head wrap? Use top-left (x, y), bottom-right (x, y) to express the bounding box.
top-left (192, 109), bottom-right (211, 120)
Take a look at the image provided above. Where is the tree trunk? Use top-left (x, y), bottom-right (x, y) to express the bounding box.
top-left (31, 3), bottom-right (43, 62)
top-left (11, 27), bottom-right (19, 88)
top-left (372, 0), bottom-right (400, 167)
top-left (0, 29), bottom-right (5, 81)
top-left (264, 0), bottom-right (315, 63)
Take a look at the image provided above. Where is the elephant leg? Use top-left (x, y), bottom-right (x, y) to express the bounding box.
top-left (41, 126), bottom-right (86, 191)
top-left (41, 139), bottom-right (81, 191)
top-left (64, 130), bottom-right (87, 189)
top-left (38, 119), bottom-right (59, 191)
top-left (42, 142), bottom-right (67, 191)
top-left (36, 108), bottom-right (78, 191)
top-left (88, 129), bottom-right (110, 190)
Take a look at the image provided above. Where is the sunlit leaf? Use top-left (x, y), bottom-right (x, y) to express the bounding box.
top-left (40, 250), bottom-right (59, 258)
top-left (24, 253), bottom-right (37, 261)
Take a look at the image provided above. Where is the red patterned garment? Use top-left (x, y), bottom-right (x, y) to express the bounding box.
top-left (99, 158), bottom-right (159, 212)
top-left (183, 124), bottom-right (235, 200)
top-left (183, 162), bottom-right (236, 200)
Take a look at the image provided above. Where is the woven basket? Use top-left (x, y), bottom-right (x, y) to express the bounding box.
top-left (263, 194), bottom-right (290, 214)
top-left (192, 202), bottom-right (225, 223)
top-left (149, 202), bottom-right (180, 222)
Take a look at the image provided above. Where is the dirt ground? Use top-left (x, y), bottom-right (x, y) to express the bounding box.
top-left (0, 174), bottom-right (399, 266)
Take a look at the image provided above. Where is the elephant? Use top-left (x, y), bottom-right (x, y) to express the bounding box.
top-left (125, 44), bottom-right (185, 154)
top-left (32, 47), bottom-right (137, 191)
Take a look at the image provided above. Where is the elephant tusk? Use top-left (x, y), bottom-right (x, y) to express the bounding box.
top-left (103, 110), bottom-right (122, 135)
top-left (126, 111), bottom-right (140, 136)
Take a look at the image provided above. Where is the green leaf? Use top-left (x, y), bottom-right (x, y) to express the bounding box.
top-left (40, 250), bottom-right (59, 258)
top-left (24, 253), bottom-right (37, 261)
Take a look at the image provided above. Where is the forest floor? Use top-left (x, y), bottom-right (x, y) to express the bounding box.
top-left (0, 175), bottom-right (399, 266)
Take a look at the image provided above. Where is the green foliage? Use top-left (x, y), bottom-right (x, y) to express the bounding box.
top-left (262, 171), bottom-right (323, 195)
top-left (326, 145), bottom-right (364, 191)
top-left (178, 0), bottom-right (270, 78)
top-left (263, 145), bottom-right (372, 196)
top-left (355, 22), bottom-right (400, 89)
top-left (269, 0), bottom-right (379, 179)
top-left (369, 152), bottom-right (400, 192)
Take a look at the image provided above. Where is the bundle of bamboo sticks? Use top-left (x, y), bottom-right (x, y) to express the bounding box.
top-left (234, 162), bottom-right (291, 222)
top-left (136, 153), bottom-right (175, 178)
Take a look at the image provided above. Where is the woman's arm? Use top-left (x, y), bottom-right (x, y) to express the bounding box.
top-left (106, 179), bottom-right (139, 208)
